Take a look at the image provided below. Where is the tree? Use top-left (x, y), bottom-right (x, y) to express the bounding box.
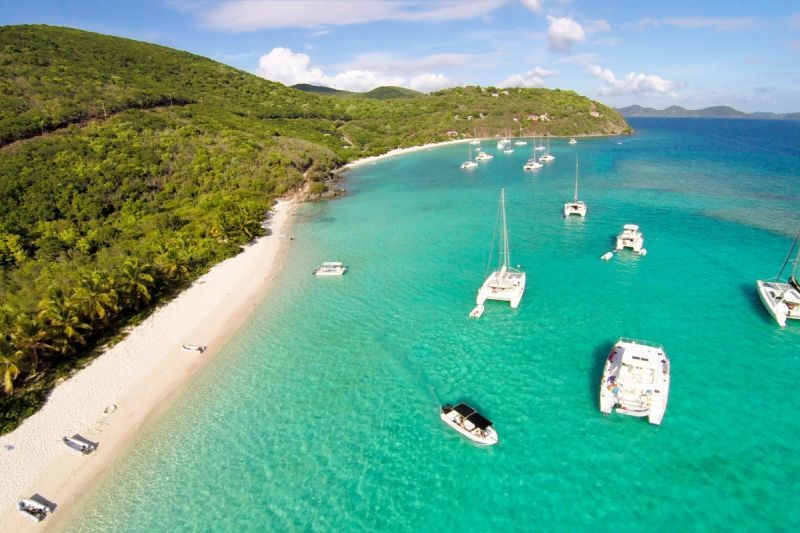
top-left (0, 337), bottom-right (20, 394)
top-left (116, 259), bottom-right (154, 310)
top-left (11, 315), bottom-right (51, 373)
top-left (70, 271), bottom-right (119, 326)
top-left (37, 287), bottom-right (89, 355)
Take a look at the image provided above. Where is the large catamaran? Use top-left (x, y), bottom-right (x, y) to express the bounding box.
top-left (563, 156), bottom-right (586, 217)
top-left (471, 188), bottom-right (526, 317)
top-left (756, 231), bottom-right (800, 327)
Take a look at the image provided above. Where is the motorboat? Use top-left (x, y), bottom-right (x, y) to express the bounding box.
top-left (440, 403), bottom-right (498, 445)
top-left (475, 189), bottom-right (526, 310)
top-left (503, 148), bottom-right (514, 154)
top-left (569, 138), bottom-right (577, 145)
top-left (599, 338), bottom-right (670, 425)
top-left (313, 262), bottom-right (347, 276)
top-left (756, 231), bottom-right (800, 327)
top-left (182, 344), bottom-right (207, 353)
top-left (563, 156), bottom-right (586, 217)
top-left (615, 224), bottom-right (645, 254)
top-left (63, 434), bottom-right (98, 455)
top-left (496, 138), bottom-right (510, 150)
top-left (475, 151), bottom-right (493, 161)
top-left (17, 498), bottom-right (53, 523)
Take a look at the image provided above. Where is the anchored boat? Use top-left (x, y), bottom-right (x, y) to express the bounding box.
top-left (615, 224), bottom-right (646, 254)
top-left (756, 231), bottom-right (800, 327)
top-left (563, 156), bottom-right (586, 217)
top-left (440, 403), bottom-right (498, 445)
top-left (314, 262), bottom-right (347, 276)
top-left (600, 338), bottom-right (670, 425)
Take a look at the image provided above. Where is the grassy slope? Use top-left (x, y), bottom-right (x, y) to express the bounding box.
top-left (0, 24), bottom-right (630, 432)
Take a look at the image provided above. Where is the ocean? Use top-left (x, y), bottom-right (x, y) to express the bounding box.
top-left (70, 118), bottom-right (800, 531)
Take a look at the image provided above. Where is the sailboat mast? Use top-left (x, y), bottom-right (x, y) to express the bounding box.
top-left (574, 156), bottom-right (579, 202)
top-left (501, 188), bottom-right (510, 268)
top-left (775, 231), bottom-right (800, 281)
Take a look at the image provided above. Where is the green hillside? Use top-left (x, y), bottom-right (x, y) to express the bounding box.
top-left (0, 24), bottom-right (629, 432)
top-left (363, 86), bottom-right (423, 99)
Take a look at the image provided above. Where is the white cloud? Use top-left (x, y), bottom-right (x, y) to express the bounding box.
top-left (255, 47), bottom-right (452, 93)
top-left (593, 19), bottom-right (611, 32)
top-left (200, 0), bottom-right (506, 31)
top-left (634, 16), bottom-right (758, 31)
top-left (586, 64), bottom-right (676, 96)
top-left (520, 0), bottom-right (543, 14)
top-left (498, 66), bottom-right (557, 88)
top-left (547, 16), bottom-right (585, 53)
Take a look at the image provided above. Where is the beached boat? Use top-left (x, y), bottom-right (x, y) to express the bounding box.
top-left (63, 434), bottom-right (98, 455)
top-left (475, 151), bottom-right (493, 161)
top-left (569, 138), bottom-right (577, 145)
top-left (313, 262), bottom-right (347, 276)
top-left (538, 135), bottom-right (555, 162)
top-left (181, 344), bottom-right (206, 353)
top-left (563, 156), bottom-right (586, 217)
top-left (17, 498), bottom-right (53, 523)
top-left (600, 338), bottom-right (670, 425)
top-left (616, 224), bottom-right (645, 254)
top-left (756, 231), bottom-right (800, 327)
top-left (474, 188), bottom-right (526, 311)
top-left (461, 144), bottom-right (478, 169)
top-left (440, 403), bottom-right (498, 445)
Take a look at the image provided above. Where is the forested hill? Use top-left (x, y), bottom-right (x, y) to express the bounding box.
top-left (0, 24), bottom-right (629, 432)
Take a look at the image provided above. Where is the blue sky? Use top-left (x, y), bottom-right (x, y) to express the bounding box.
top-left (3, 0), bottom-right (799, 112)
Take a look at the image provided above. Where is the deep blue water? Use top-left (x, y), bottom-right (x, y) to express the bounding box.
top-left (71, 118), bottom-right (800, 531)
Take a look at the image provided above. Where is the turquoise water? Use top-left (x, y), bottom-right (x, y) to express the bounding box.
top-left (71, 119), bottom-right (800, 531)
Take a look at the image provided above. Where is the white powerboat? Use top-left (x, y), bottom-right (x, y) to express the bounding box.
top-left (475, 151), bottom-right (493, 161)
top-left (615, 224), bottom-right (645, 254)
top-left (523, 159), bottom-right (543, 170)
top-left (440, 403), bottom-right (498, 445)
top-left (563, 156), bottom-right (586, 217)
top-left (63, 434), bottom-right (98, 455)
top-left (314, 262), bottom-right (347, 276)
top-left (569, 138), bottom-right (577, 145)
top-left (17, 498), bottom-right (53, 523)
top-left (503, 148), bottom-right (514, 154)
top-left (756, 231), bottom-right (800, 327)
top-left (600, 338), bottom-right (670, 425)
top-left (474, 188), bottom-right (526, 311)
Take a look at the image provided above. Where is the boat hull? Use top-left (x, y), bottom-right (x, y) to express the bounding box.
top-left (440, 411), bottom-right (498, 446)
top-left (756, 280), bottom-right (800, 327)
top-left (476, 271), bottom-right (526, 308)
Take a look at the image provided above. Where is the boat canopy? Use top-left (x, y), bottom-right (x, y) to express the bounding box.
top-left (453, 403), bottom-right (476, 417)
top-left (321, 262), bottom-right (343, 267)
top-left (623, 224), bottom-right (639, 231)
top-left (467, 412), bottom-right (493, 430)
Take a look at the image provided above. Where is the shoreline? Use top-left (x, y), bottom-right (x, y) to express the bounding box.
top-left (0, 198), bottom-right (298, 531)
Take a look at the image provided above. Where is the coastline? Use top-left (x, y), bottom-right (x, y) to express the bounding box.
top-left (0, 198), bottom-right (298, 531)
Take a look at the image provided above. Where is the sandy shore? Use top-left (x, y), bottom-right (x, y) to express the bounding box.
top-left (341, 138), bottom-right (469, 169)
top-left (0, 198), bottom-right (298, 531)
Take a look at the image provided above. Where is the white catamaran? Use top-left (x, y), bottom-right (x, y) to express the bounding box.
top-left (756, 231), bottom-right (800, 327)
top-left (461, 144), bottom-right (478, 169)
top-left (471, 188), bottom-right (526, 317)
top-left (563, 156), bottom-right (586, 217)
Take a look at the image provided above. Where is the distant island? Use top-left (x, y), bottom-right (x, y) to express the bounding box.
top-left (617, 104), bottom-right (800, 120)
top-left (291, 83), bottom-right (423, 99)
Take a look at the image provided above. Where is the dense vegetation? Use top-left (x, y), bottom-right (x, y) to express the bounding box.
top-left (0, 24), bottom-right (629, 433)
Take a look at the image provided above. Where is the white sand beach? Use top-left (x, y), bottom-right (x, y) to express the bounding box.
top-left (341, 138), bottom-right (469, 169)
top-left (0, 198), bottom-right (298, 530)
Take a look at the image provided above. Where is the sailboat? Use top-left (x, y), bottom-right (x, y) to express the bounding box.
top-left (471, 188), bottom-right (526, 316)
top-left (563, 156), bottom-right (586, 217)
top-left (523, 140), bottom-right (543, 171)
top-left (461, 144), bottom-right (478, 169)
top-left (756, 231), bottom-right (800, 327)
top-left (514, 125), bottom-right (527, 146)
top-left (539, 134), bottom-right (555, 162)
top-left (534, 134), bottom-right (545, 151)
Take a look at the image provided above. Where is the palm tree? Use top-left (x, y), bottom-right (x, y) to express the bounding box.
top-left (116, 259), bottom-right (155, 310)
top-left (37, 287), bottom-right (89, 356)
top-left (153, 242), bottom-right (189, 281)
top-left (0, 337), bottom-right (20, 394)
top-left (11, 314), bottom-right (51, 373)
top-left (70, 271), bottom-right (118, 327)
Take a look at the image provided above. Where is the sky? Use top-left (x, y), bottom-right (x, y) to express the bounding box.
top-left (2, 0), bottom-right (800, 112)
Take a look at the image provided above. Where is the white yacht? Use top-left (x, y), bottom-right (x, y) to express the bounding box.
top-left (474, 188), bottom-right (526, 312)
top-left (615, 224), bottom-right (645, 254)
top-left (496, 139), bottom-right (510, 150)
top-left (17, 498), bottom-right (54, 522)
top-left (514, 127), bottom-right (527, 145)
top-left (600, 338), bottom-right (671, 425)
top-left (563, 156), bottom-right (586, 217)
top-left (523, 159), bottom-right (543, 171)
top-left (314, 262), bottom-right (347, 276)
top-left (538, 135), bottom-right (555, 162)
top-left (534, 135), bottom-right (545, 151)
top-left (756, 231), bottom-right (800, 327)
top-left (461, 144), bottom-right (478, 169)
top-left (475, 151), bottom-right (493, 161)
top-left (440, 403), bottom-right (498, 445)
top-left (503, 148), bottom-right (514, 154)
top-left (569, 138), bottom-right (577, 145)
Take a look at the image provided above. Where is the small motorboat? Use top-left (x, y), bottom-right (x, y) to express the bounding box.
top-left (17, 498), bottom-right (53, 523)
top-left (313, 262), bottom-right (347, 276)
top-left (181, 344), bottom-right (207, 353)
top-left (440, 403), bottom-right (498, 445)
top-left (569, 138), bottom-right (577, 145)
top-left (63, 434), bottom-right (98, 455)
top-left (469, 304), bottom-right (485, 318)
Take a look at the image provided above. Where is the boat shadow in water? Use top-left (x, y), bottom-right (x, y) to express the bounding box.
top-left (588, 341), bottom-right (615, 411)
top-left (739, 282), bottom-right (774, 326)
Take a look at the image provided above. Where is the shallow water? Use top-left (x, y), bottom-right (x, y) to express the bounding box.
top-left (71, 118), bottom-right (800, 531)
